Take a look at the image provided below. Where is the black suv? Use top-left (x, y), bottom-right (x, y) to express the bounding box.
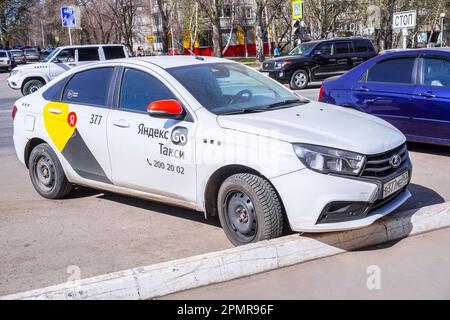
top-left (261, 38), bottom-right (377, 89)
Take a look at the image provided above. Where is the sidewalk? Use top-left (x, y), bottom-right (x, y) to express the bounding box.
top-left (163, 227), bottom-right (450, 299)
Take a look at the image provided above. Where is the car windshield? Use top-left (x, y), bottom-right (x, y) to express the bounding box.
top-left (289, 42), bottom-right (316, 56)
top-left (167, 62), bottom-right (308, 115)
top-left (0, 52), bottom-right (6, 58)
top-left (43, 48), bottom-right (60, 62)
top-left (25, 49), bottom-right (37, 54)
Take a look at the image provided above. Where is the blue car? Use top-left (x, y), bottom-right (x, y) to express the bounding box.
top-left (319, 48), bottom-right (450, 146)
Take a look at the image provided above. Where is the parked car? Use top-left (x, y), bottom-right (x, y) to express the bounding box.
top-left (0, 50), bottom-right (14, 72)
top-left (40, 47), bottom-right (56, 61)
top-left (7, 44), bottom-right (129, 95)
top-left (11, 56), bottom-right (412, 245)
top-left (319, 48), bottom-right (450, 146)
top-left (9, 49), bottom-right (25, 64)
top-left (261, 37), bottom-right (378, 89)
top-left (22, 48), bottom-right (40, 62)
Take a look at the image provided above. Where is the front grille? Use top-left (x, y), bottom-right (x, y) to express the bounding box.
top-left (361, 144), bottom-right (408, 178)
top-left (261, 61), bottom-right (275, 71)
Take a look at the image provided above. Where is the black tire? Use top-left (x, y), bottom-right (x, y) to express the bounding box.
top-left (290, 69), bottom-right (309, 90)
top-left (28, 143), bottom-right (72, 199)
top-left (22, 79), bottom-right (44, 96)
top-left (217, 173), bottom-right (283, 246)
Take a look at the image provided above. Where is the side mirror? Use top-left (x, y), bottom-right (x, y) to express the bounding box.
top-left (147, 99), bottom-right (183, 119)
top-left (314, 50), bottom-right (322, 56)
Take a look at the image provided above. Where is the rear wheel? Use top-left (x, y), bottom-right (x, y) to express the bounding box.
top-left (22, 79), bottom-right (44, 95)
top-left (290, 69), bottom-right (309, 90)
top-left (217, 173), bottom-right (284, 246)
top-left (28, 143), bottom-right (72, 199)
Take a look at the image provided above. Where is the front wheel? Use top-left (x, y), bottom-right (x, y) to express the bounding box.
top-left (28, 143), bottom-right (72, 199)
top-left (290, 69), bottom-right (309, 90)
top-left (217, 173), bottom-right (284, 246)
top-left (22, 79), bottom-right (44, 95)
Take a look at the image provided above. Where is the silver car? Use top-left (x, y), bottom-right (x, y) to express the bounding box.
top-left (23, 49), bottom-right (40, 62)
top-left (9, 49), bottom-right (25, 64)
top-left (0, 50), bottom-right (13, 72)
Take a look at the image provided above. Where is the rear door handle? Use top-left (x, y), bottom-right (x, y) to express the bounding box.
top-left (112, 119), bottom-right (130, 128)
top-left (418, 91), bottom-right (436, 98)
top-left (48, 108), bottom-right (62, 114)
top-left (356, 86), bottom-right (369, 92)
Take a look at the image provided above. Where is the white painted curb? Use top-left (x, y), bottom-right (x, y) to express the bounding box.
top-left (2, 202), bottom-right (450, 300)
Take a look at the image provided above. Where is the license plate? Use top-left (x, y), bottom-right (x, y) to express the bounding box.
top-left (261, 71), bottom-right (270, 77)
top-left (383, 171), bottom-right (409, 198)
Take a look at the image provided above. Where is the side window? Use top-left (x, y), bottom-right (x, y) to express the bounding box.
top-left (77, 48), bottom-right (99, 62)
top-left (422, 57), bottom-right (450, 87)
top-left (103, 46), bottom-right (126, 60)
top-left (42, 77), bottom-right (69, 101)
top-left (318, 43), bottom-right (332, 56)
top-left (62, 67), bottom-right (114, 106)
top-left (353, 40), bottom-right (369, 53)
top-left (367, 58), bottom-right (415, 84)
top-left (334, 42), bottom-right (351, 54)
top-left (119, 68), bottom-right (176, 112)
top-left (54, 49), bottom-right (75, 63)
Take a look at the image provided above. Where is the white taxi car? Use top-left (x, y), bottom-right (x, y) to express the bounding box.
top-left (12, 56), bottom-right (412, 245)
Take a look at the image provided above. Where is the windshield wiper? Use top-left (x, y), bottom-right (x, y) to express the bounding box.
top-left (266, 99), bottom-right (307, 109)
top-left (218, 108), bottom-right (268, 115)
top-left (218, 99), bottom-right (308, 115)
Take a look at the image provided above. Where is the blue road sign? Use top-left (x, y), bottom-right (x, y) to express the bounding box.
top-left (61, 7), bottom-right (76, 28)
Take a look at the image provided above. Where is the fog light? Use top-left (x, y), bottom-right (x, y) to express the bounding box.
top-left (317, 201), bottom-right (370, 224)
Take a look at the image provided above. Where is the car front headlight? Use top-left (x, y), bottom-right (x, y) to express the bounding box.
top-left (275, 61), bottom-right (292, 69)
top-left (10, 69), bottom-right (20, 76)
top-left (293, 144), bottom-right (366, 176)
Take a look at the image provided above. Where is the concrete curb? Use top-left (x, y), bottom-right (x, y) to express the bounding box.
top-left (2, 202), bottom-right (450, 300)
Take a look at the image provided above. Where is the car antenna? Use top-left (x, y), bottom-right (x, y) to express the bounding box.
top-left (171, 37), bottom-right (204, 60)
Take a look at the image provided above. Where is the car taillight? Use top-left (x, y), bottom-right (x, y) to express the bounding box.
top-left (318, 83), bottom-right (325, 101)
top-left (6, 59), bottom-right (10, 64)
top-left (12, 105), bottom-right (17, 120)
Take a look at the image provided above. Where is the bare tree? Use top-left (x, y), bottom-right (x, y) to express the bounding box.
top-left (0, 0), bottom-right (38, 48)
top-left (197, 0), bottom-right (224, 57)
top-left (155, 0), bottom-right (176, 54)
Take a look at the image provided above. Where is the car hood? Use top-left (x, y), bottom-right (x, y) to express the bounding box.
top-left (264, 55), bottom-right (306, 63)
top-left (13, 63), bottom-right (47, 72)
top-left (216, 101), bottom-right (406, 155)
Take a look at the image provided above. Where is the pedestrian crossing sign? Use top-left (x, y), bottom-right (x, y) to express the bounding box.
top-left (292, 0), bottom-right (303, 20)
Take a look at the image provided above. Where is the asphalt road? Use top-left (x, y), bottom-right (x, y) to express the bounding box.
top-left (0, 72), bottom-right (449, 297)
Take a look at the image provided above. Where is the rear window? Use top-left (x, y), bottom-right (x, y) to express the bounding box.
top-left (25, 49), bottom-right (37, 54)
top-left (103, 46), bottom-right (126, 60)
top-left (62, 67), bottom-right (114, 106)
top-left (353, 40), bottom-right (371, 53)
top-left (367, 58), bottom-right (415, 84)
top-left (78, 48), bottom-right (99, 62)
top-left (334, 42), bottom-right (351, 54)
top-left (0, 52), bottom-right (6, 57)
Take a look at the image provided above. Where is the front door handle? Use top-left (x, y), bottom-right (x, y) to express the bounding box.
top-left (48, 108), bottom-right (62, 114)
top-left (112, 119), bottom-right (130, 128)
top-left (356, 86), bottom-right (369, 92)
top-left (418, 91), bottom-right (436, 98)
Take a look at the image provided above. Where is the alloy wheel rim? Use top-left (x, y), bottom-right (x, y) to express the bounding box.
top-left (294, 73), bottom-right (306, 86)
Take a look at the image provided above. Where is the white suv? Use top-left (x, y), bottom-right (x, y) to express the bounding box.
top-left (11, 56), bottom-right (412, 245)
top-left (7, 44), bottom-right (129, 95)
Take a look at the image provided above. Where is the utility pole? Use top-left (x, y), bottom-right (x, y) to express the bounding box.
top-left (41, 20), bottom-right (45, 48)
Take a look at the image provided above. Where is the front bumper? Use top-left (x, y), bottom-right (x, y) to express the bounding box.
top-left (261, 68), bottom-right (292, 84)
top-left (7, 75), bottom-right (21, 90)
top-left (270, 162), bottom-right (412, 232)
